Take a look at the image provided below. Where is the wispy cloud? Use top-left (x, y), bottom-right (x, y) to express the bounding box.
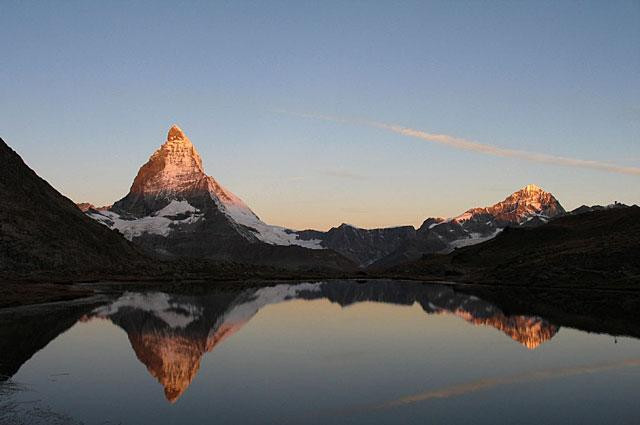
top-left (320, 169), bottom-right (368, 180)
top-left (280, 111), bottom-right (640, 176)
top-left (333, 358), bottom-right (640, 415)
top-left (285, 175), bottom-right (308, 182)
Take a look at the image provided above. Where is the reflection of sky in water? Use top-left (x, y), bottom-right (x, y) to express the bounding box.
top-left (7, 284), bottom-right (640, 425)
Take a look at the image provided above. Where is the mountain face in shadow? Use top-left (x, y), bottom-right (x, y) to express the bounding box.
top-left (0, 138), bottom-right (152, 279)
top-left (298, 225), bottom-right (421, 266)
top-left (80, 281), bottom-right (558, 402)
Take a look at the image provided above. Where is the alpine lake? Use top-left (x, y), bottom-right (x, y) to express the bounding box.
top-left (1, 280), bottom-right (638, 425)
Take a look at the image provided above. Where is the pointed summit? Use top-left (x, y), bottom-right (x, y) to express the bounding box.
top-left (167, 124), bottom-right (187, 142)
top-left (451, 184), bottom-right (565, 226)
top-left (491, 184), bottom-right (565, 223)
top-left (522, 183), bottom-right (542, 192)
top-left (123, 125), bottom-right (205, 204)
top-left (506, 184), bottom-right (552, 203)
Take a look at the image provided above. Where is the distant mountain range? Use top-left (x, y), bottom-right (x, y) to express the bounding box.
top-left (0, 126), bottom-right (636, 280)
top-left (79, 125), bottom-right (590, 268)
top-left (299, 183), bottom-right (567, 267)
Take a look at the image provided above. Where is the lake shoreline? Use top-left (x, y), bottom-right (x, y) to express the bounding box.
top-left (2, 273), bottom-right (640, 309)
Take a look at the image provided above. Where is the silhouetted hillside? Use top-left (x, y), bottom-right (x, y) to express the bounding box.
top-left (0, 137), bottom-right (154, 279)
top-left (385, 206), bottom-right (640, 288)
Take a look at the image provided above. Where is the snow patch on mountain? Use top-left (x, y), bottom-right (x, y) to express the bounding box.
top-left (221, 201), bottom-right (323, 249)
top-left (448, 229), bottom-right (503, 250)
top-left (89, 200), bottom-right (204, 240)
top-left (201, 178), bottom-right (323, 249)
top-left (209, 282), bottom-right (323, 339)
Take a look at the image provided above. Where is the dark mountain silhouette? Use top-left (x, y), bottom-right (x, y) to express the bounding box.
top-left (0, 137), bottom-right (153, 279)
top-left (386, 206), bottom-right (640, 287)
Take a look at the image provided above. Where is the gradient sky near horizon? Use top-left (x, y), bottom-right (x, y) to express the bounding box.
top-left (1, 1), bottom-right (639, 230)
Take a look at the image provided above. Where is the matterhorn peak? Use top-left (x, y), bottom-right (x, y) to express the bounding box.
top-left (90, 124), bottom-right (326, 252)
top-left (118, 125), bottom-right (209, 210)
top-left (167, 124), bottom-right (187, 142)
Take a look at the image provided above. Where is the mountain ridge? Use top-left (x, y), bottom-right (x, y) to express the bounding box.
top-left (299, 183), bottom-right (566, 267)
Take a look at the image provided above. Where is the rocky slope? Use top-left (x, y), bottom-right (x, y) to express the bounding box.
top-left (0, 137), bottom-right (153, 279)
top-left (298, 224), bottom-right (418, 266)
top-left (84, 126), bottom-right (353, 271)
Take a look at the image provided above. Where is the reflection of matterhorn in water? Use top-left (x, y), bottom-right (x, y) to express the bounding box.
top-left (87, 281), bottom-right (558, 402)
top-left (89, 284), bottom-right (322, 402)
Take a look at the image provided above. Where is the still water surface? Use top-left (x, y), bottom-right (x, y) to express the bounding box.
top-left (1, 280), bottom-right (639, 424)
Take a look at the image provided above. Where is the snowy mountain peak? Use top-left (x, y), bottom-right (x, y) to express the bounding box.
top-left (504, 184), bottom-right (558, 208)
top-left (453, 184), bottom-right (565, 225)
top-left (469, 184), bottom-right (565, 224)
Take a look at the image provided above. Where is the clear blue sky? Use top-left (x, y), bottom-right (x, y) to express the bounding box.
top-left (1, 0), bottom-right (638, 229)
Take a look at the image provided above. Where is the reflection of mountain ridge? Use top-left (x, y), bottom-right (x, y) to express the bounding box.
top-left (86, 281), bottom-right (558, 402)
top-left (295, 281), bottom-right (558, 349)
top-left (3, 281), bottom-right (639, 399)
